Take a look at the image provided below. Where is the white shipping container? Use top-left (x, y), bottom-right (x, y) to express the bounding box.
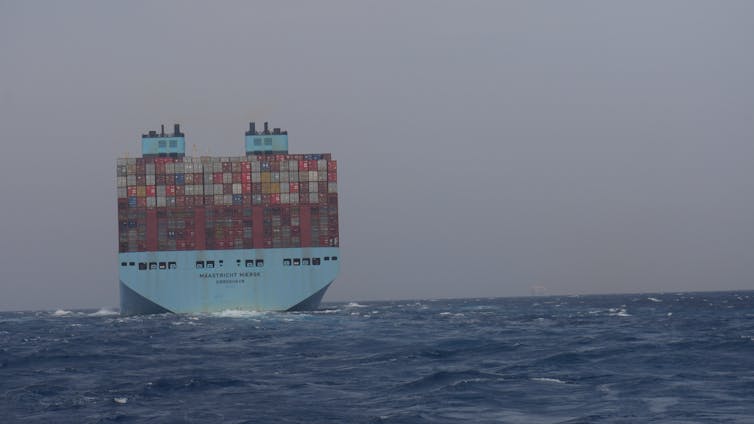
top-left (328, 182), bottom-right (338, 193)
top-left (146, 197), bottom-right (156, 208)
top-left (213, 162), bottom-right (222, 173)
top-left (204, 184), bottom-right (214, 195)
top-left (157, 197), bottom-right (166, 207)
top-left (194, 185), bottom-right (203, 195)
top-left (224, 194), bottom-right (232, 205)
top-left (309, 171), bottom-right (318, 181)
top-left (156, 185), bottom-right (166, 196)
top-left (251, 162), bottom-right (261, 172)
top-left (252, 172), bottom-right (260, 182)
top-left (117, 158), bottom-right (127, 166)
top-left (184, 163), bottom-right (194, 173)
top-left (126, 175), bottom-right (136, 186)
top-left (232, 183), bottom-right (242, 194)
top-left (166, 163), bottom-right (174, 174)
top-left (223, 173), bottom-right (232, 184)
top-left (281, 193), bottom-right (290, 204)
top-left (289, 160), bottom-right (298, 171)
top-left (299, 172), bottom-right (308, 182)
top-left (318, 172), bottom-right (327, 182)
top-left (290, 193), bottom-right (299, 204)
top-left (117, 177), bottom-right (127, 188)
top-left (309, 193), bottom-right (318, 204)
top-left (117, 187), bottom-right (127, 198)
top-left (272, 172), bottom-right (280, 182)
top-left (146, 175), bottom-right (155, 185)
top-left (280, 161), bottom-right (288, 171)
top-left (214, 194), bottom-right (224, 205)
top-left (214, 183), bottom-right (223, 194)
top-left (309, 182), bottom-right (318, 193)
top-left (280, 183), bottom-right (289, 193)
top-left (317, 160), bottom-right (327, 171)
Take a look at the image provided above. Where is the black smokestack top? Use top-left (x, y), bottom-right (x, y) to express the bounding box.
top-left (173, 123), bottom-right (182, 136)
top-left (161, 124), bottom-right (165, 136)
top-left (248, 121), bottom-right (256, 135)
top-left (264, 122), bottom-right (270, 134)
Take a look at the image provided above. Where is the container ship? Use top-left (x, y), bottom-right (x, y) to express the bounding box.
top-left (117, 122), bottom-right (339, 315)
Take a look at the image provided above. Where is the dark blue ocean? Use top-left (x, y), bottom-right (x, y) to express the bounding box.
top-left (1, 291), bottom-right (753, 423)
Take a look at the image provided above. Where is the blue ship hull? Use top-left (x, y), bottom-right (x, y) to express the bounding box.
top-left (118, 247), bottom-right (340, 315)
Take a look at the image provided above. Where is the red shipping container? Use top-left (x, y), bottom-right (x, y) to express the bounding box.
top-left (271, 194), bottom-right (280, 204)
top-left (242, 173), bottom-right (251, 183)
top-left (213, 173), bottom-right (223, 184)
top-left (299, 160), bottom-right (309, 171)
top-left (127, 187), bottom-right (137, 197)
top-left (328, 171), bottom-right (337, 182)
top-left (146, 185), bottom-right (156, 196)
top-left (308, 160), bottom-right (318, 170)
top-left (137, 197), bottom-right (146, 207)
top-left (290, 183), bottom-right (299, 192)
top-left (166, 185), bottom-right (176, 196)
top-left (232, 173), bottom-right (242, 183)
top-left (242, 183), bottom-right (251, 194)
top-left (176, 196), bottom-right (185, 207)
top-left (328, 161), bottom-right (337, 171)
top-left (176, 185), bottom-right (185, 196)
top-left (241, 162), bottom-right (251, 172)
top-left (156, 163), bottom-right (165, 174)
top-left (222, 162), bottom-right (232, 172)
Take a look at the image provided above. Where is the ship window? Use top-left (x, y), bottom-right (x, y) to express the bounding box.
top-left (159, 262), bottom-right (166, 270)
top-left (196, 261), bottom-right (204, 269)
top-left (121, 262), bottom-right (127, 267)
top-left (218, 260), bottom-right (224, 267)
top-left (149, 262), bottom-right (157, 270)
top-left (302, 258), bottom-right (310, 266)
top-left (129, 262), bottom-right (135, 266)
top-left (236, 259), bottom-right (241, 267)
top-left (264, 137), bottom-right (273, 146)
top-left (139, 262), bottom-right (147, 270)
top-left (312, 258), bottom-right (321, 266)
top-left (255, 259), bottom-right (264, 267)
top-left (283, 258), bottom-right (291, 266)
top-left (331, 256), bottom-right (338, 261)
top-left (168, 262), bottom-right (176, 269)
top-left (206, 260), bottom-right (215, 268)
top-left (245, 260), bottom-right (254, 267)
top-left (169, 140), bottom-right (177, 148)
top-left (159, 140), bottom-right (166, 148)
top-left (293, 258), bottom-right (301, 266)
top-left (324, 256), bottom-right (330, 261)
top-left (254, 137), bottom-right (262, 146)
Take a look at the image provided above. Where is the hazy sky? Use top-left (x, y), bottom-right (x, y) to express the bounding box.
top-left (1, 1), bottom-right (753, 311)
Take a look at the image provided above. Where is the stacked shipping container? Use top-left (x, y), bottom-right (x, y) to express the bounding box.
top-left (117, 154), bottom-right (338, 253)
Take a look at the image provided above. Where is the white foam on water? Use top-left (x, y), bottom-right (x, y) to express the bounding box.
top-left (212, 309), bottom-right (267, 318)
top-left (531, 377), bottom-right (566, 384)
top-left (113, 397), bottom-right (128, 404)
top-left (608, 308), bottom-right (631, 317)
top-left (89, 308), bottom-right (119, 317)
top-left (647, 297), bottom-right (662, 303)
top-left (345, 302), bottom-right (366, 308)
top-left (667, 312), bottom-right (673, 316)
top-left (52, 309), bottom-right (73, 316)
top-left (439, 312), bottom-right (453, 316)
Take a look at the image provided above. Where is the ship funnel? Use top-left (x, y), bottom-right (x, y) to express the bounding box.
top-left (249, 122), bottom-right (256, 134)
top-left (264, 122), bottom-right (269, 134)
top-left (161, 124), bottom-right (165, 136)
top-left (173, 124), bottom-right (181, 136)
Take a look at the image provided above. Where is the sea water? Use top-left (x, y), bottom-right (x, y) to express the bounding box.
top-left (1, 291), bottom-right (753, 423)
